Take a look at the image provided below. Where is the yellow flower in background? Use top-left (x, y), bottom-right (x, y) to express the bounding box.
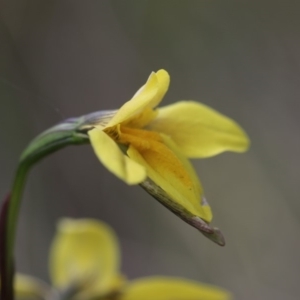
top-left (9, 218), bottom-right (232, 300)
top-left (49, 219), bottom-right (124, 298)
top-left (84, 70), bottom-right (249, 245)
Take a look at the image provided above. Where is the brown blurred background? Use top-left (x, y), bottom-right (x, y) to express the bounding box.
top-left (1, 1), bottom-right (300, 299)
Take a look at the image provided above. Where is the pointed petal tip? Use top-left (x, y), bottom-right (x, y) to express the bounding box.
top-left (234, 127), bottom-right (251, 153)
top-left (140, 179), bottom-right (225, 246)
top-left (190, 217), bottom-right (225, 246)
top-left (202, 227), bottom-right (226, 247)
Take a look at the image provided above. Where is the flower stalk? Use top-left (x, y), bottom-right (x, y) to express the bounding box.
top-left (0, 117), bottom-right (90, 300)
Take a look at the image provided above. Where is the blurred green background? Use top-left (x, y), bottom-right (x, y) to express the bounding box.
top-left (1, 1), bottom-right (300, 299)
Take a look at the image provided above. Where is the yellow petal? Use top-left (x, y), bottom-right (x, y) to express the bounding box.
top-left (49, 218), bottom-right (120, 296)
top-left (119, 277), bottom-right (232, 300)
top-left (160, 134), bottom-right (212, 221)
top-left (149, 101), bottom-right (250, 158)
top-left (125, 128), bottom-right (211, 222)
top-left (152, 69), bottom-right (170, 108)
top-left (0, 274), bottom-right (49, 299)
top-left (88, 128), bottom-right (146, 185)
top-left (107, 70), bottom-right (170, 127)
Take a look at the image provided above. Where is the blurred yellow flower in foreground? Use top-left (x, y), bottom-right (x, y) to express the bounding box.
top-left (10, 218), bottom-right (232, 300)
top-left (84, 70), bottom-right (249, 244)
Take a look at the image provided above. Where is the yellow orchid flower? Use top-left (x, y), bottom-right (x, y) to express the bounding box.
top-left (49, 218), bottom-right (124, 299)
top-left (7, 218), bottom-right (232, 300)
top-left (82, 70), bottom-right (249, 245)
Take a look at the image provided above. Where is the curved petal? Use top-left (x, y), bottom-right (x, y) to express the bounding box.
top-left (152, 69), bottom-right (170, 108)
top-left (160, 134), bottom-right (212, 221)
top-left (149, 101), bottom-right (250, 158)
top-left (49, 218), bottom-right (120, 296)
top-left (107, 70), bottom-right (170, 127)
top-left (88, 128), bottom-right (147, 185)
top-left (126, 130), bottom-right (212, 222)
top-left (119, 277), bottom-right (232, 300)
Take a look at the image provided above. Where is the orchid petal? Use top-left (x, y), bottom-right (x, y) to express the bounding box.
top-left (119, 277), bottom-right (232, 300)
top-left (149, 101), bottom-right (250, 158)
top-left (49, 219), bottom-right (121, 296)
top-left (88, 128), bottom-right (146, 185)
top-left (126, 130), bottom-right (212, 222)
top-left (107, 70), bottom-right (170, 127)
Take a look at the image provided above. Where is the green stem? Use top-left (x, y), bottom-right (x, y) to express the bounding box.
top-left (6, 162), bottom-right (30, 272)
top-left (1, 163), bottom-right (30, 300)
top-left (1, 117), bottom-right (90, 300)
